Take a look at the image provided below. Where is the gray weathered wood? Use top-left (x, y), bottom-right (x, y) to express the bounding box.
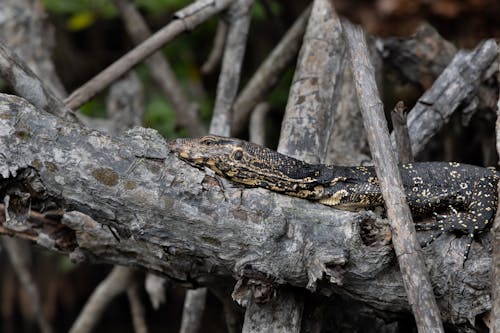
top-left (209, 0), bottom-right (254, 136)
top-left (0, 94), bottom-right (493, 330)
top-left (398, 39), bottom-right (498, 156)
top-left (343, 21), bottom-right (444, 332)
top-left (492, 51), bottom-right (500, 333)
top-left (277, 0), bottom-right (344, 164)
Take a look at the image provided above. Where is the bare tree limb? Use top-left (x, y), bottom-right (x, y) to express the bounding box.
top-left (127, 280), bottom-right (148, 333)
top-left (201, 20), bottom-right (228, 74)
top-left (209, 0), bottom-right (254, 136)
top-left (231, 5), bottom-right (311, 136)
top-left (0, 42), bottom-right (77, 122)
top-left (492, 47), bottom-right (500, 333)
top-left (242, 290), bottom-right (303, 333)
top-left (69, 266), bottom-right (136, 333)
top-left (343, 20), bottom-right (444, 332)
top-left (179, 288), bottom-right (208, 333)
top-left (2, 238), bottom-right (53, 333)
top-left (277, 0), bottom-right (344, 164)
top-left (392, 40), bottom-right (498, 157)
top-left (64, 0), bottom-right (234, 111)
top-left (241, 1), bottom-right (346, 331)
top-left (0, 94), bottom-right (493, 329)
top-left (112, 0), bottom-right (205, 137)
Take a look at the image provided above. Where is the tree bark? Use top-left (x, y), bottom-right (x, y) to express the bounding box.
top-left (0, 94), bottom-right (492, 330)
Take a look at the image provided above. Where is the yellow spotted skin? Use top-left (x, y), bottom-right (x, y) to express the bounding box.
top-left (170, 135), bottom-right (499, 261)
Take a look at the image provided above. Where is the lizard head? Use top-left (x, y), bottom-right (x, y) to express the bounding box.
top-left (169, 135), bottom-right (248, 174)
top-left (168, 135), bottom-right (322, 189)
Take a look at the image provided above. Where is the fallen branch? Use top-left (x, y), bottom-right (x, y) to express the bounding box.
top-left (0, 94), bottom-right (492, 328)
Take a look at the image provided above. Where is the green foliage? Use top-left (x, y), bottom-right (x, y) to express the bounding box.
top-left (42, 0), bottom-right (117, 17)
top-left (79, 95), bottom-right (107, 118)
top-left (145, 92), bottom-right (185, 138)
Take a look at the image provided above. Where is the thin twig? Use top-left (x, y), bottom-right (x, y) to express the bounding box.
top-left (390, 101), bottom-right (413, 163)
top-left (127, 280), bottom-right (148, 333)
top-left (64, 0), bottom-right (234, 111)
top-left (231, 5), bottom-right (311, 135)
top-left (492, 47), bottom-right (500, 333)
top-left (209, 0), bottom-right (254, 136)
top-left (112, 0), bottom-right (205, 137)
top-left (69, 266), bottom-right (136, 333)
top-left (201, 20), bottom-right (228, 74)
top-left (2, 238), bottom-right (53, 333)
top-left (343, 20), bottom-right (444, 333)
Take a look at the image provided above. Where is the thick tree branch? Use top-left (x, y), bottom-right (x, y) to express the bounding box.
top-left (392, 39), bottom-right (497, 156)
top-left (277, 0), bottom-right (344, 164)
top-left (0, 94), bottom-right (493, 328)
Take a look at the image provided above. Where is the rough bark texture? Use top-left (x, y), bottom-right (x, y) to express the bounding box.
top-left (397, 39), bottom-right (498, 157)
top-left (344, 21), bottom-right (444, 332)
top-left (277, 0), bottom-right (344, 164)
top-left (242, 290), bottom-right (303, 333)
top-left (391, 101), bottom-right (413, 164)
top-left (0, 0), bottom-right (66, 97)
top-left (0, 94), bottom-right (494, 330)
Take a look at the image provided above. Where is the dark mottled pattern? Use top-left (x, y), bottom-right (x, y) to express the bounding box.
top-left (169, 135), bottom-right (499, 260)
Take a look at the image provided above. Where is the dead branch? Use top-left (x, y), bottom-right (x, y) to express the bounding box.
top-left (69, 266), bottom-right (136, 333)
top-left (492, 50), bottom-right (500, 333)
top-left (343, 20), bottom-right (444, 332)
top-left (390, 101), bottom-right (413, 163)
top-left (0, 42), bottom-right (77, 122)
top-left (209, 0), bottom-right (254, 136)
top-left (231, 5), bottom-right (311, 135)
top-left (112, 0), bottom-right (205, 137)
top-left (395, 39), bottom-right (498, 156)
top-left (0, 94), bottom-right (493, 329)
top-left (64, 0), bottom-right (234, 111)
top-left (201, 20), bottom-right (228, 74)
top-left (248, 102), bottom-right (269, 145)
top-left (277, 0), bottom-right (344, 164)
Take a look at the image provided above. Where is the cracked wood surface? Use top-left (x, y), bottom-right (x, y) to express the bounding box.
top-left (0, 94), bottom-right (492, 327)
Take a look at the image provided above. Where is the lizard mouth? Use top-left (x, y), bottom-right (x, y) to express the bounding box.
top-left (168, 138), bottom-right (203, 165)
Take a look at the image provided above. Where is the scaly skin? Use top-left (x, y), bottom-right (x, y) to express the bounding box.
top-left (169, 135), bottom-right (499, 260)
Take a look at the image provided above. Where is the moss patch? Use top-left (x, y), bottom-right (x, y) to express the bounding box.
top-left (92, 167), bottom-right (119, 186)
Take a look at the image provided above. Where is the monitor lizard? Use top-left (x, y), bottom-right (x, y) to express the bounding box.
top-left (169, 135), bottom-right (499, 261)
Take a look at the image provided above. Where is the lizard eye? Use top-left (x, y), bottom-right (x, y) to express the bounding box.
top-left (233, 150), bottom-right (243, 160)
top-left (201, 136), bottom-right (217, 146)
